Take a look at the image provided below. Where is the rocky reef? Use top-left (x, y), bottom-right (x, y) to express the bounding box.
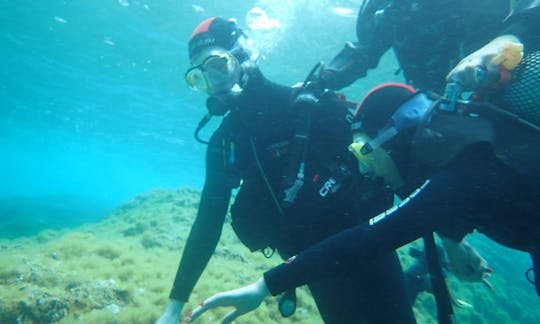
top-left (0, 188), bottom-right (538, 323)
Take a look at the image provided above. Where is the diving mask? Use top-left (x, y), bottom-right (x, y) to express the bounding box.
top-left (185, 47), bottom-right (241, 95)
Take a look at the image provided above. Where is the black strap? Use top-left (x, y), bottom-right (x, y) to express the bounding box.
top-left (281, 63), bottom-right (326, 206)
top-left (424, 233), bottom-right (455, 324)
top-left (470, 101), bottom-right (540, 134)
top-left (532, 249), bottom-right (540, 296)
top-left (281, 92), bottom-right (315, 206)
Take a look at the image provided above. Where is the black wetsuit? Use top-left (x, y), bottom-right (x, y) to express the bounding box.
top-left (264, 143), bottom-right (540, 294)
top-left (504, 0), bottom-right (540, 54)
top-left (323, 0), bottom-right (512, 92)
top-left (263, 0), bottom-right (540, 299)
top-left (263, 0), bottom-right (540, 293)
top-left (169, 68), bottom-right (416, 323)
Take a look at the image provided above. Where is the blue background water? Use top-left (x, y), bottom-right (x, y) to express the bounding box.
top-left (0, 0), bottom-right (374, 236)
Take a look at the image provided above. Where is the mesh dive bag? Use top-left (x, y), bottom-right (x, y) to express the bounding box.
top-left (503, 50), bottom-right (540, 126)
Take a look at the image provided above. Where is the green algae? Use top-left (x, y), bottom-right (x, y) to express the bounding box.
top-left (0, 187), bottom-right (538, 323)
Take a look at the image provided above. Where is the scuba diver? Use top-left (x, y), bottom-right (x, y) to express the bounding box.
top-left (183, 3), bottom-right (540, 323)
top-left (321, 0), bottom-right (540, 308)
top-left (185, 77), bottom-right (540, 324)
top-left (157, 17), bottom-right (416, 324)
top-left (320, 0), bottom-right (540, 93)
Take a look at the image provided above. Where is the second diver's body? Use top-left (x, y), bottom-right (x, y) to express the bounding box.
top-left (173, 66), bottom-right (416, 323)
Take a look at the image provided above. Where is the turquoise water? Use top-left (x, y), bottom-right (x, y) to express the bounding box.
top-left (0, 0), bottom-right (383, 236)
top-left (1, 1), bottom-right (204, 235)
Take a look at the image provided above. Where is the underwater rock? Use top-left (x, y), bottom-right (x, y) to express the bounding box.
top-left (141, 234), bottom-right (163, 249)
top-left (95, 245), bottom-right (122, 260)
top-left (2, 187), bottom-right (539, 323)
top-left (105, 303), bottom-right (120, 315)
top-left (0, 268), bottom-right (20, 285)
top-left (114, 188), bottom-right (199, 215)
top-left (214, 246), bottom-right (247, 263)
top-left (0, 299), bottom-right (18, 323)
top-left (69, 279), bottom-right (130, 310)
top-left (122, 222), bottom-right (147, 237)
top-left (18, 291), bottom-right (69, 323)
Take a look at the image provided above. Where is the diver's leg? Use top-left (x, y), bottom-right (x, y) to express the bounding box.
top-left (308, 251), bottom-right (416, 324)
top-left (403, 258), bottom-right (431, 305)
top-left (364, 251), bottom-right (417, 324)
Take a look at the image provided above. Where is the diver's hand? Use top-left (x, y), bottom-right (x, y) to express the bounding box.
top-left (156, 299), bottom-right (185, 324)
top-left (446, 35), bottom-right (523, 91)
top-left (185, 278), bottom-right (270, 323)
top-left (442, 238), bottom-right (493, 289)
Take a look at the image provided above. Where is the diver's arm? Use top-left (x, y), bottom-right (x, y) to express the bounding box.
top-left (159, 176), bottom-right (231, 323)
top-left (321, 0), bottom-right (393, 90)
top-left (168, 133), bottom-right (234, 303)
top-left (445, 34), bottom-right (524, 90)
top-left (183, 149), bottom-right (503, 319)
top-left (263, 179), bottom-right (446, 296)
top-left (263, 148), bottom-right (502, 295)
top-left (169, 180), bottom-right (232, 300)
top-left (446, 0), bottom-right (540, 89)
top-left (502, 0), bottom-right (540, 53)
top-left (505, 0), bottom-right (540, 26)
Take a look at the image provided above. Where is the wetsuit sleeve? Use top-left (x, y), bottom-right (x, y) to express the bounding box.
top-left (263, 184), bottom-right (430, 296)
top-left (169, 132), bottom-right (235, 302)
top-left (502, 0), bottom-right (540, 53)
top-left (321, 0), bottom-right (393, 90)
top-left (263, 147), bottom-right (506, 296)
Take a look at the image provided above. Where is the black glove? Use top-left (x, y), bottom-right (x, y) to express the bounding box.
top-left (320, 42), bottom-right (367, 90)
